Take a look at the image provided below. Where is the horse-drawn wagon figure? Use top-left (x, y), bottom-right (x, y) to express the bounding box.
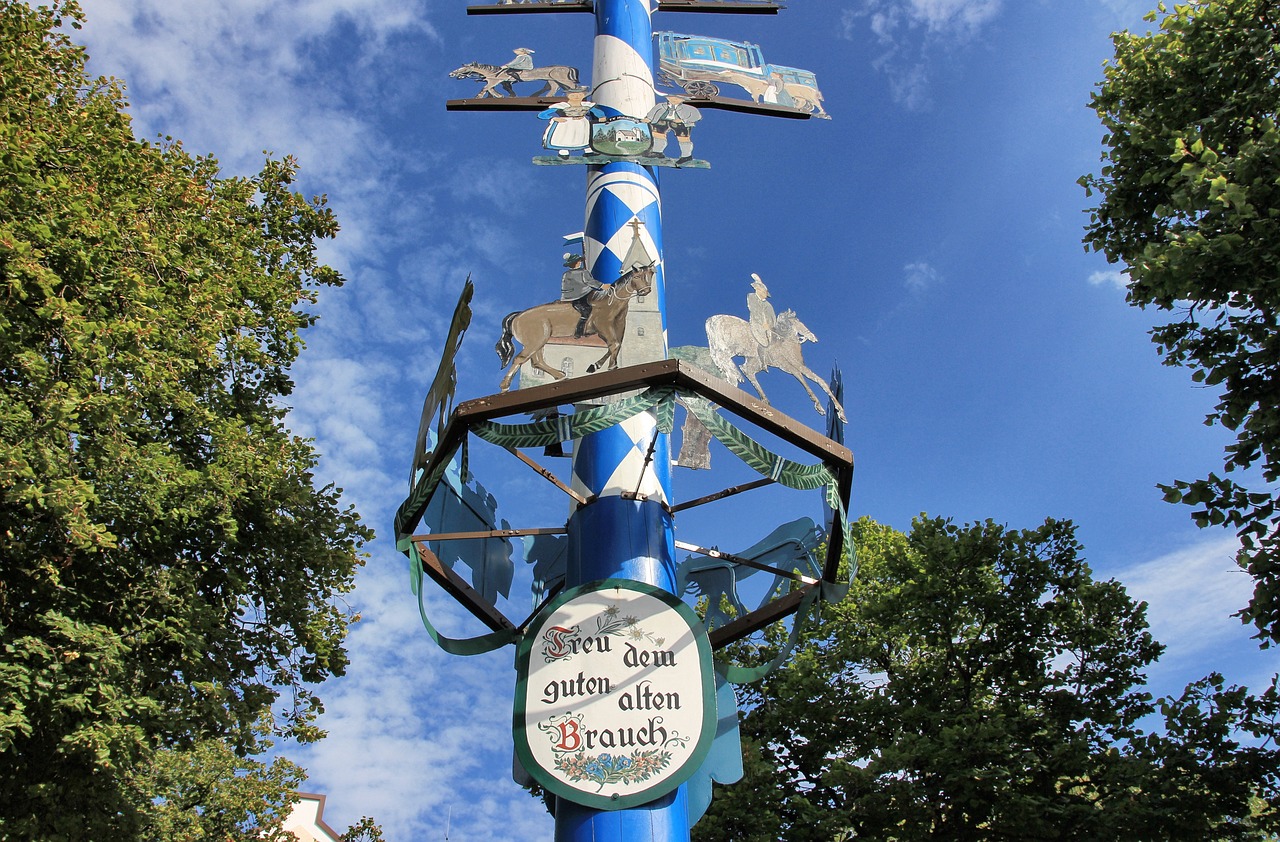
top-left (654, 31), bottom-right (829, 118)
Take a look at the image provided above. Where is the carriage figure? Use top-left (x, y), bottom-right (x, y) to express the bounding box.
top-left (654, 31), bottom-right (829, 118)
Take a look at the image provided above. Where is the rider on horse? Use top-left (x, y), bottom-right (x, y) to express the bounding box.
top-left (747, 273), bottom-right (778, 357)
top-left (560, 252), bottom-right (602, 338)
top-left (563, 223), bottom-right (655, 339)
top-left (501, 48), bottom-right (534, 86)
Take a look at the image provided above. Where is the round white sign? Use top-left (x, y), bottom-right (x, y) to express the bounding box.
top-left (514, 579), bottom-right (714, 810)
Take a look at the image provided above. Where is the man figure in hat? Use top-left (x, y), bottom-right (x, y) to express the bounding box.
top-left (501, 47), bottom-right (535, 89)
top-left (561, 252), bottom-right (603, 338)
top-left (747, 273), bottom-right (777, 354)
top-left (643, 92), bottom-right (702, 165)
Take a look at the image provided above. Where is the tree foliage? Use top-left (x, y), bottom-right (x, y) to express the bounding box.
top-left (1081, 0), bottom-right (1280, 641)
top-left (697, 517), bottom-right (1280, 841)
top-left (0, 1), bottom-right (372, 836)
top-left (131, 731), bottom-right (307, 841)
top-left (341, 816), bottom-right (388, 842)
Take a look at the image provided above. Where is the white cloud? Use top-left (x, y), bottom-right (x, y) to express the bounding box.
top-left (841, 0), bottom-right (1003, 109)
top-left (1088, 269), bottom-right (1129, 290)
top-left (289, 554), bottom-right (554, 840)
top-left (1117, 535), bottom-right (1255, 667)
top-left (903, 261), bottom-right (939, 297)
top-left (907, 0), bottom-right (1003, 37)
top-left (78, 0), bottom-right (441, 274)
top-left (843, 0), bottom-right (1002, 45)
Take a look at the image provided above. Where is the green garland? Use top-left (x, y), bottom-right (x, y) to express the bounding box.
top-left (398, 386), bottom-right (854, 665)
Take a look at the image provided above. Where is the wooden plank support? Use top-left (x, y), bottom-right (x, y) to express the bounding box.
top-left (399, 360), bottom-right (852, 571)
top-left (447, 96), bottom-right (572, 112)
top-left (659, 0), bottom-right (782, 12)
top-left (674, 540), bottom-right (817, 585)
top-left (414, 542), bottom-right (516, 632)
top-left (410, 527), bottom-right (568, 543)
top-left (670, 477), bottom-right (774, 513)
top-left (505, 446), bottom-right (590, 505)
top-left (446, 94), bottom-right (808, 118)
top-left (468, 1), bottom-right (593, 13)
top-left (675, 94), bottom-right (811, 118)
top-left (466, 0), bottom-right (781, 13)
top-left (452, 359), bottom-right (853, 465)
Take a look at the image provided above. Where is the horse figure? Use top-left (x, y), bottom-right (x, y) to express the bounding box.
top-left (495, 264), bottom-right (654, 392)
top-left (448, 62), bottom-right (580, 98)
top-left (706, 310), bottom-right (847, 422)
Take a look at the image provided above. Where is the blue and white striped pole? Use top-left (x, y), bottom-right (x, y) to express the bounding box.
top-left (557, 1), bottom-right (688, 839)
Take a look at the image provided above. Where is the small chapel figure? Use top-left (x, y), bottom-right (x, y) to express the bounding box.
top-left (643, 92), bottom-right (702, 164)
top-left (538, 88), bottom-right (604, 158)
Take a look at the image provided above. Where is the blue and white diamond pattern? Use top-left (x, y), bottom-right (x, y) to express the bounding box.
top-left (586, 169), bottom-right (660, 216)
top-left (593, 0), bottom-right (654, 120)
top-left (585, 171), bottom-right (660, 275)
top-left (570, 411), bottom-right (669, 507)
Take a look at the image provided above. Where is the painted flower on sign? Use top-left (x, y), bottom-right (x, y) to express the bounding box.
top-left (554, 749), bottom-right (675, 791)
top-left (541, 605), bottom-right (669, 664)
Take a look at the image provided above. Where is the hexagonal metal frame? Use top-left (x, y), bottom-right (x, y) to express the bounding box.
top-left (395, 358), bottom-right (853, 650)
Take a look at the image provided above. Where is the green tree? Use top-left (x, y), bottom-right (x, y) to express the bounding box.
top-left (341, 816), bottom-right (388, 842)
top-left (132, 731), bottom-right (306, 841)
top-left (0, 1), bottom-right (372, 837)
top-left (697, 517), bottom-right (1280, 841)
top-left (1080, 0), bottom-right (1280, 642)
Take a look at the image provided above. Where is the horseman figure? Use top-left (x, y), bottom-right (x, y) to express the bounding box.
top-left (500, 47), bottom-right (534, 85)
top-left (561, 251), bottom-right (603, 338)
top-left (704, 273), bottom-right (847, 422)
top-left (495, 223), bottom-right (657, 392)
top-left (565, 219), bottom-right (651, 343)
top-left (747, 273), bottom-right (777, 356)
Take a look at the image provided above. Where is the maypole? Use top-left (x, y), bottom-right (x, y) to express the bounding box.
top-left (398, 3), bottom-right (852, 841)
top-left (561, 8), bottom-right (684, 840)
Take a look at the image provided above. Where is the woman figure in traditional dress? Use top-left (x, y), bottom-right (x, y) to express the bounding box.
top-left (538, 88), bottom-right (603, 158)
top-left (763, 72), bottom-right (796, 108)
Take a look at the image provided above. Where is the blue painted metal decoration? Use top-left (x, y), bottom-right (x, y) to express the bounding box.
top-left (533, 90), bottom-right (710, 167)
top-left (411, 0), bottom-right (849, 837)
top-left (675, 517), bottom-right (823, 630)
top-left (684, 675), bottom-right (743, 827)
top-left (539, 89), bottom-right (606, 157)
top-left (673, 518), bottom-right (826, 827)
top-left (655, 30), bottom-right (830, 118)
top-left (423, 449), bottom-right (516, 605)
top-left (525, 531), bottom-right (568, 603)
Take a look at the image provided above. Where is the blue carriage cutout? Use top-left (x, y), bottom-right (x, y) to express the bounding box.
top-left (654, 31), bottom-right (829, 118)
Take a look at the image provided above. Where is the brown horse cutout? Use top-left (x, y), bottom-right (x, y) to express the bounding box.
top-left (495, 264), bottom-right (654, 392)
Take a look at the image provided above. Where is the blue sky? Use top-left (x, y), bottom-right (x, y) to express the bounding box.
top-left (73, 0), bottom-right (1278, 838)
